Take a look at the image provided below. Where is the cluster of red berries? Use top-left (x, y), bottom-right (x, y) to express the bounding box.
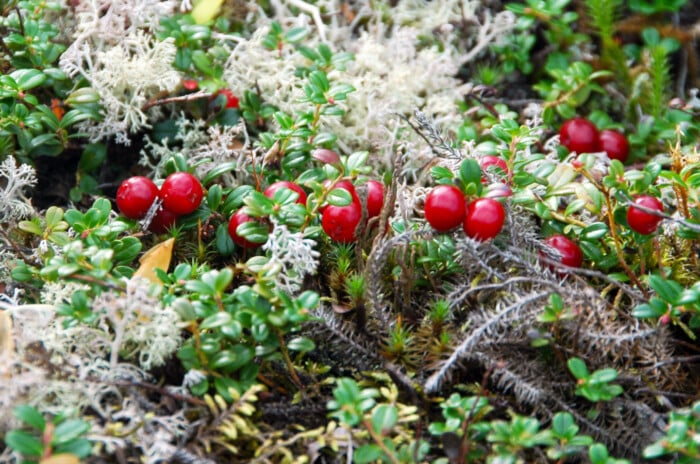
top-left (116, 172), bottom-right (203, 233)
top-left (424, 185), bottom-right (506, 241)
top-left (227, 181), bottom-right (308, 249)
top-left (559, 117), bottom-right (629, 162)
top-left (423, 184), bottom-right (586, 269)
top-left (320, 179), bottom-right (384, 243)
top-left (560, 117), bottom-right (665, 235)
top-left (227, 179), bottom-right (385, 248)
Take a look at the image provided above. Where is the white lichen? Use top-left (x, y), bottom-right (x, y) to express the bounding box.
top-left (60, 0), bottom-right (180, 144)
top-left (0, 156), bottom-right (37, 222)
top-left (262, 218), bottom-right (320, 294)
top-left (90, 278), bottom-right (183, 371)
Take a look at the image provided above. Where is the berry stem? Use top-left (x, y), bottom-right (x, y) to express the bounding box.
top-left (577, 168), bottom-right (649, 297)
top-left (361, 417), bottom-right (401, 464)
top-left (602, 191), bottom-right (649, 298)
top-left (274, 328), bottom-right (304, 389)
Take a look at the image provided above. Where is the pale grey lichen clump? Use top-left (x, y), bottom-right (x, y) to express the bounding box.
top-left (262, 217), bottom-right (321, 294)
top-left (0, 156), bottom-right (37, 223)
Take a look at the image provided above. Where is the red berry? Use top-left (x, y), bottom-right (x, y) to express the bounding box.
top-left (228, 210), bottom-right (263, 249)
top-left (160, 172), bottom-right (203, 215)
top-left (424, 185), bottom-right (466, 232)
top-left (322, 202), bottom-right (362, 243)
top-left (627, 195), bottom-right (664, 235)
top-left (598, 129), bottom-right (629, 163)
top-left (559, 117), bottom-right (599, 154)
top-left (148, 206), bottom-right (178, 233)
top-left (116, 176), bottom-right (159, 219)
top-left (365, 180), bottom-right (384, 218)
top-left (479, 156), bottom-right (508, 181)
top-left (218, 88), bottom-right (239, 109)
top-left (543, 234), bottom-right (583, 268)
top-left (182, 79), bottom-right (199, 91)
top-left (463, 198), bottom-right (505, 241)
top-left (264, 181), bottom-right (307, 206)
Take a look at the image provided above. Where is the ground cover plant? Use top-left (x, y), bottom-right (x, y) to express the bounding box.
top-left (1, 0), bottom-right (699, 462)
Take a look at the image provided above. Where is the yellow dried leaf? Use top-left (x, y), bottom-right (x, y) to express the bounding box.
top-left (0, 310), bottom-right (13, 361)
top-left (191, 0), bottom-right (223, 24)
top-left (133, 237), bottom-right (175, 284)
top-left (40, 454), bottom-right (80, 464)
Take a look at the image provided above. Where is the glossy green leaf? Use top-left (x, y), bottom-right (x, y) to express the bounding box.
top-left (5, 430), bottom-right (43, 456)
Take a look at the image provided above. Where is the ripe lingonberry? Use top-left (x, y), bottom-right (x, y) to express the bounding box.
top-left (559, 117), bottom-right (599, 154)
top-left (264, 181), bottom-right (307, 206)
top-left (543, 234), bottom-right (583, 268)
top-left (463, 198), bottom-right (505, 241)
top-left (424, 185), bottom-right (466, 232)
top-left (160, 172), bottom-right (203, 215)
top-left (148, 206), bottom-right (178, 234)
top-left (598, 129), bottom-right (629, 163)
top-left (479, 156), bottom-right (508, 181)
top-left (182, 79), bottom-right (199, 91)
top-left (322, 202), bottom-right (362, 243)
top-left (365, 180), bottom-right (384, 218)
top-left (228, 210), bottom-right (263, 249)
top-left (627, 195), bottom-right (664, 235)
top-left (116, 176), bottom-right (159, 219)
top-left (218, 88), bottom-right (239, 109)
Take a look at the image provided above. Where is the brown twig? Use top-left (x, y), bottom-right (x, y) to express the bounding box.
top-left (142, 90), bottom-right (212, 112)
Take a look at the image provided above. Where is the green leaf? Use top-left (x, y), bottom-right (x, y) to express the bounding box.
top-left (287, 336), bottom-right (315, 353)
top-left (243, 191), bottom-right (275, 216)
top-left (551, 412), bottom-right (575, 437)
top-left (459, 158), bottom-right (482, 186)
top-left (642, 442), bottom-right (666, 459)
top-left (200, 311), bottom-right (232, 329)
top-left (631, 303), bottom-right (661, 319)
top-left (215, 223), bottom-right (235, 256)
top-left (113, 237), bottom-right (142, 263)
top-left (567, 357), bottom-right (589, 379)
top-left (308, 70), bottom-right (330, 92)
top-left (371, 404), bottom-right (398, 435)
top-left (52, 419), bottom-right (90, 446)
top-left (18, 220), bottom-right (43, 236)
top-left (582, 222), bottom-right (608, 240)
top-left (65, 87), bottom-right (100, 105)
top-left (5, 430), bottom-right (43, 456)
top-left (284, 27), bottom-right (308, 43)
top-left (191, 50), bottom-right (214, 75)
top-left (346, 151), bottom-right (369, 172)
top-left (12, 69), bottom-right (46, 90)
top-left (78, 143), bottom-right (106, 172)
top-left (353, 444), bottom-right (383, 463)
top-left (431, 166), bottom-right (454, 182)
top-left (647, 275), bottom-right (682, 303)
top-left (13, 405), bottom-right (45, 431)
top-left (590, 368), bottom-right (618, 384)
top-left (55, 437), bottom-right (93, 458)
top-left (60, 109), bottom-right (94, 128)
top-left (297, 291), bottom-right (319, 309)
top-left (326, 187), bottom-right (353, 206)
top-left (588, 443), bottom-right (609, 464)
top-left (237, 221), bottom-right (269, 244)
